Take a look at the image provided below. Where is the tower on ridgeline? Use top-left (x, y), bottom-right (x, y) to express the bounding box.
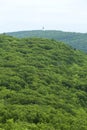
top-left (42, 26), bottom-right (45, 31)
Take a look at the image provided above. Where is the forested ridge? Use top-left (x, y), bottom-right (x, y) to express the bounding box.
top-left (7, 30), bottom-right (87, 52)
top-left (0, 34), bottom-right (87, 130)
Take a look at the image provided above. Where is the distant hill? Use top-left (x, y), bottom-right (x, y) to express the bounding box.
top-left (7, 30), bottom-right (87, 52)
top-left (0, 34), bottom-right (87, 129)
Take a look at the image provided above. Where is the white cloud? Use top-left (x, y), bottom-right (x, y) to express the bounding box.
top-left (0, 0), bottom-right (87, 33)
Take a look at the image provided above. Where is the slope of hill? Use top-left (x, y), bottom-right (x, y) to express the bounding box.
top-left (0, 34), bottom-right (87, 130)
top-left (7, 30), bottom-right (87, 52)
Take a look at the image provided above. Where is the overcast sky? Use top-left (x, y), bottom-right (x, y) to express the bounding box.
top-left (0, 0), bottom-right (87, 33)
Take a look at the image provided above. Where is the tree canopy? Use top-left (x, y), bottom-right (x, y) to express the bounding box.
top-left (0, 34), bottom-right (87, 130)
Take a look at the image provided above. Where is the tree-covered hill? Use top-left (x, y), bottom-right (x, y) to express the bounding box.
top-left (0, 34), bottom-right (87, 130)
top-left (7, 30), bottom-right (87, 52)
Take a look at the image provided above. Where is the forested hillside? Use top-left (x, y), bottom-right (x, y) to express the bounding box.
top-left (0, 34), bottom-right (87, 130)
top-left (7, 30), bottom-right (87, 52)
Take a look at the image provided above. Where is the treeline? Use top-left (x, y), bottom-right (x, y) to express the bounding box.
top-left (7, 30), bottom-right (87, 52)
top-left (0, 35), bottom-right (87, 129)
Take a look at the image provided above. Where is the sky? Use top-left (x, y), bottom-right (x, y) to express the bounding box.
top-left (0, 0), bottom-right (87, 33)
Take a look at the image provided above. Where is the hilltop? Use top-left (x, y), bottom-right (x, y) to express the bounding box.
top-left (7, 30), bottom-right (87, 52)
top-left (0, 34), bottom-right (87, 130)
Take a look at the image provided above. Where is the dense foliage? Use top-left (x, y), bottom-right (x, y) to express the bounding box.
top-left (0, 34), bottom-right (87, 130)
top-left (7, 30), bottom-right (87, 52)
